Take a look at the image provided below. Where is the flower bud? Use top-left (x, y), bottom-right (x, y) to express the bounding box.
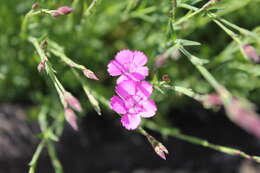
top-left (32, 3), bottom-right (39, 11)
top-left (37, 61), bottom-right (45, 72)
top-left (242, 44), bottom-right (260, 63)
top-left (200, 93), bottom-right (222, 108)
top-left (226, 98), bottom-right (260, 138)
top-left (64, 108), bottom-right (78, 131)
top-left (146, 133), bottom-right (168, 160)
top-left (51, 6), bottom-right (73, 17)
top-left (83, 69), bottom-right (99, 80)
top-left (64, 91), bottom-right (82, 112)
top-left (57, 6), bottom-right (74, 15)
top-left (162, 74), bottom-right (171, 83)
top-left (51, 11), bottom-right (61, 17)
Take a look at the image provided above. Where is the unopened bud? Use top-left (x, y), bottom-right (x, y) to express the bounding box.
top-left (32, 3), bottom-right (39, 11)
top-left (51, 11), bottom-right (61, 17)
top-left (64, 108), bottom-right (78, 131)
top-left (226, 98), bottom-right (260, 138)
top-left (242, 44), bottom-right (260, 63)
top-left (146, 134), bottom-right (169, 160)
top-left (162, 74), bottom-right (171, 83)
top-left (200, 93), bottom-right (222, 108)
top-left (154, 142), bottom-right (169, 160)
top-left (37, 61), bottom-right (45, 72)
top-left (51, 6), bottom-right (73, 17)
top-left (57, 6), bottom-right (74, 15)
top-left (83, 69), bottom-right (99, 80)
top-left (64, 91), bottom-right (82, 112)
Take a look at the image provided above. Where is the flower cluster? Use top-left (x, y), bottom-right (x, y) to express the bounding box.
top-left (107, 50), bottom-right (157, 130)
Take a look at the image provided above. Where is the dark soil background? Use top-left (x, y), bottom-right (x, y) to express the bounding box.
top-left (0, 104), bottom-right (259, 173)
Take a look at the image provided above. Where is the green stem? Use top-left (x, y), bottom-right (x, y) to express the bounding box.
top-left (28, 37), bottom-right (67, 107)
top-left (178, 46), bottom-right (231, 105)
top-left (47, 141), bottom-right (63, 173)
top-left (28, 140), bottom-right (46, 173)
top-left (144, 121), bottom-right (260, 163)
top-left (171, 0), bottom-right (177, 20)
top-left (173, 1), bottom-right (212, 27)
top-left (163, 84), bottom-right (202, 101)
top-left (178, 46), bottom-right (222, 92)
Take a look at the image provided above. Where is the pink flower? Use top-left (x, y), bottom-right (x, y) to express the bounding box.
top-left (107, 50), bottom-right (149, 83)
top-left (110, 80), bottom-right (157, 130)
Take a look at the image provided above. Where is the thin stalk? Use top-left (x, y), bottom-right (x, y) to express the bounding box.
top-left (163, 84), bottom-right (202, 101)
top-left (171, 0), bottom-right (177, 20)
top-left (173, 1), bottom-right (212, 27)
top-left (144, 121), bottom-right (260, 163)
top-left (178, 46), bottom-right (222, 92)
top-left (29, 37), bottom-right (67, 107)
top-left (47, 141), bottom-right (63, 173)
top-left (28, 140), bottom-right (46, 173)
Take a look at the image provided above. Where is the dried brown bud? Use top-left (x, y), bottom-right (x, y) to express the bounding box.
top-left (32, 3), bottom-right (39, 11)
top-left (162, 74), bottom-right (171, 83)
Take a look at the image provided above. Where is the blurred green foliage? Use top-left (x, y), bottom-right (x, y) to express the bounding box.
top-left (1, 0), bottom-right (260, 116)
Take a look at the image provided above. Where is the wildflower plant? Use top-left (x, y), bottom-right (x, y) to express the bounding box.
top-left (1, 0), bottom-right (260, 172)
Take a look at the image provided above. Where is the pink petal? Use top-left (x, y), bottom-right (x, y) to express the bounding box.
top-left (110, 96), bottom-right (127, 114)
top-left (136, 81), bottom-right (153, 98)
top-left (116, 80), bottom-right (136, 99)
top-left (107, 60), bottom-right (124, 76)
top-left (139, 99), bottom-right (157, 118)
top-left (115, 50), bottom-right (134, 69)
top-left (133, 51), bottom-right (148, 67)
top-left (116, 68), bottom-right (148, 84)
top-left (116, 74), bottom-right (129, 84)
top-left (121, 114), bottom-right (141, 130)
top-left (131, 66), bottom-right (149, 80)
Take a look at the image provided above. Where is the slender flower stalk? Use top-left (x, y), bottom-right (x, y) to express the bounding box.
top-left (144, 121), bottom-right (260, 163)
top-left (48, 40), bottom-right (99, 80)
